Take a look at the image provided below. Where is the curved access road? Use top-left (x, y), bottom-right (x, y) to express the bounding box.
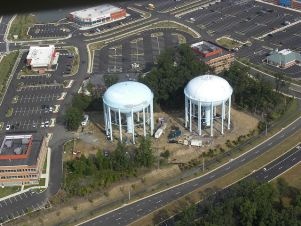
top-left (79, 116), bottom-right (301, 226)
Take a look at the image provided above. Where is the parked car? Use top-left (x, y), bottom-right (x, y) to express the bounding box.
top-left (5, 124), bottom-right (10, 131)
top-left (41, 122), bottom-right (45, 128)
top-left (45, 121), bottom-right (49, 127)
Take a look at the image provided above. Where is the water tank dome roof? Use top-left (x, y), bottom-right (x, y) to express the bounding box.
top-left (103, 81), bottom-right (153, 110)
top-left (184, 75), bottom-right (232, 103)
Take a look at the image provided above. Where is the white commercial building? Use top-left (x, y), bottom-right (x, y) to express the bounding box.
top-left (184, 75), bottom-right (233, 136)
top-left (68, 4), bottom-right (127, 29)
top-left (26, 45), bottom-right (59, 73)
top-left (103, 81), bottom-right (154, 144)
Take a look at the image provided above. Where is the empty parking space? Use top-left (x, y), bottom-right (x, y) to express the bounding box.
top-left (18, 93), bottom-right (61, 104)
top-left (107, 45), bottom-right (123, 73)
top-left (28, 23), bottom-right (74, 39)
top-left (130, 38), bottom-right (145, 72)
top-left (151, 32), bottom-right (165, 63)
top-left (183, 0), bottom-right (301, 43)
top-left (92, 30), bottom-right (192, 76)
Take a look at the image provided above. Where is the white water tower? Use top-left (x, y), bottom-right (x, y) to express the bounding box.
top-left (103, 81), bottom-right (154, 144)
top-left (184, 75), bottom-right (233, 136)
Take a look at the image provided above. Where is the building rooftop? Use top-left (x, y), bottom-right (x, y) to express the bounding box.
top-left (26, 45), bottom-right (55, 67)
top-left (0, 134), bottom-right (44, 166)
top-left (191, 41), bottom-right (221, 56)
top-left (70, 4), bottom-right (122, 20)
top-left (278, 49), bottom-right (292, 55)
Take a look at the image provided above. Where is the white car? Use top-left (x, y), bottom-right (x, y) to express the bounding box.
top-left (45, 121), bottom-right (49, 127)
top-left (81, 114), bottom-right (89, 126)
top-left (5, 124), bottom-right (10, 131)
top-left (41, 122), bottom-right (45, 128)
top-left (49, 107), bottom-right (53, 112)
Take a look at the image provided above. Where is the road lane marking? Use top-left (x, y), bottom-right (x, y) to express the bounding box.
top-left (279, 166), bottom-right (283, 170)
top-left (209, 174), bottom-right (215, 178)
top-left (264, 175), bottom-right (268, 179)
top-left (292, 158), bottom-right (296, 161)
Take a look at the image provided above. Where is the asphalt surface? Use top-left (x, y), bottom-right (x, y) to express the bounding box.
top-left (0, 0), bottom-right (301, 224)
top-left (160, 143), bottom-right (301, 226)
top-left (0, 16), bottom-right (12, 53)
top-left (79, 117), bottom-right (301, 226)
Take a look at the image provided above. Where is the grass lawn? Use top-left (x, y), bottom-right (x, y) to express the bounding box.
top-left (9, 14), bottom-right (36, 40)
top-left (0, 51), bottom-right (18, 97)
top-left (216, 37), bottom-right (241, 49)
top-left (0, 186), bottom-right (21, 198)
top-left (272, 162), bottom-right (301, 190)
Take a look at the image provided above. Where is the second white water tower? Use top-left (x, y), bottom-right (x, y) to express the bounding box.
top-left (184, 74), bottom-right (233, 136)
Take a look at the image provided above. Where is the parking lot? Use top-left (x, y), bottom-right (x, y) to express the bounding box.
top-left (92, 30), bottom-right (193, 76)
top-left (0, 190), bottom-right (47, 223)
top-left (28, 23), bottom-right (76, 39)
top-left (182, 0), bottom-right (301, 42)
top-left (0, 49), bottom-right (73, 135)
top-left (264, 23), bottom-right (301, 50)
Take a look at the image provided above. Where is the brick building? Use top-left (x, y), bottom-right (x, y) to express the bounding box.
top-left (191, 41), bottom-right (235, 74)
top-left (0, 134), bottom-right (48, 187)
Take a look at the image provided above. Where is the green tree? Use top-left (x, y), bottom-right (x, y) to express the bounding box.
top-left (65, 107), bottom-right (83, 131)
top-left (104, 74), bottom-right (119, 87)
top-left (135, 136), bottom-right (154, 168)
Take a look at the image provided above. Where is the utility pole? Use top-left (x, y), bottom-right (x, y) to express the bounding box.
top-left (265, 121), bottom-right (268, 136)
top-left (128, 186), bottom-right (131, 202)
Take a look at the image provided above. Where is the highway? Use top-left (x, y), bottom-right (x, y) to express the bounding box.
top-left (160, 143), bottom-right (301, 226)
top-left (79, 117), bottom-right (301, 226)
top-left (0, 0), bottom-right (300, 224)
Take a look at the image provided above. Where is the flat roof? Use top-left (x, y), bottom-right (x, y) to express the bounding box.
top-left (26, 45), bottom-right (55, 67)
top-left (0, 134), bottom-right (44, 166)
top-left (70, 4), bottom-right (123, 20)
top-left (191, 41), bottom-right (222, 55)
top-left (278, 49), bottom-right (292, 55)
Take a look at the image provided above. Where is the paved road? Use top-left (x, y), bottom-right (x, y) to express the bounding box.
top-left (0, 16), bottom-right (13, 53)
top-left (160, 143), bottom-right (301, 226)
top-left (79, 117), bottom-right (301, 226)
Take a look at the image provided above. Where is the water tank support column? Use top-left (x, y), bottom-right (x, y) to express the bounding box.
top-left (198, 101), bottom-right (202, 136)
top-left (131, 109), bottom-right (135, 144)
top-left (137, 112), bottom-right (140, 122)
top-left (103, 102), bottom-right (108, 135)
top-left (108, 107), bottom-right (113, 141)
top-left (114, 111), bottom-right (118, 124)
top-left (146, 105), bottom-right (149, 125)
top-left (185, 96), bottom-right (188, 128)
top-left (143, 107), bottom-right (146, 137)
top-left (228, 97), bottom-right (231, 130)
top-left (210, 102), bottom-right (214, 137)
top-left (118, 109), bottom-right (122, 142)
top-left (214, 106), bottom-right (217, 117)
top-left (221, 100), bottom-right (225, 134)
top-left (150, 102), bottom-right (154, 135)
top-left (189, 99), bottom-right (192, 132)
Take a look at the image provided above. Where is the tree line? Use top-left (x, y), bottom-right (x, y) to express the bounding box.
top-left (165, 179), bottom-right (301, 226)
top-left (223, 63), bottom-right (291, 122)
top-left (139, 44), bottom-right (209, 109)
top-left (64, 137), bottom-right (155, 196)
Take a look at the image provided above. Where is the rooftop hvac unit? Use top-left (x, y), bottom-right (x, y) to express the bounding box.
top-left (14, 147), bottom-right (22, 155)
